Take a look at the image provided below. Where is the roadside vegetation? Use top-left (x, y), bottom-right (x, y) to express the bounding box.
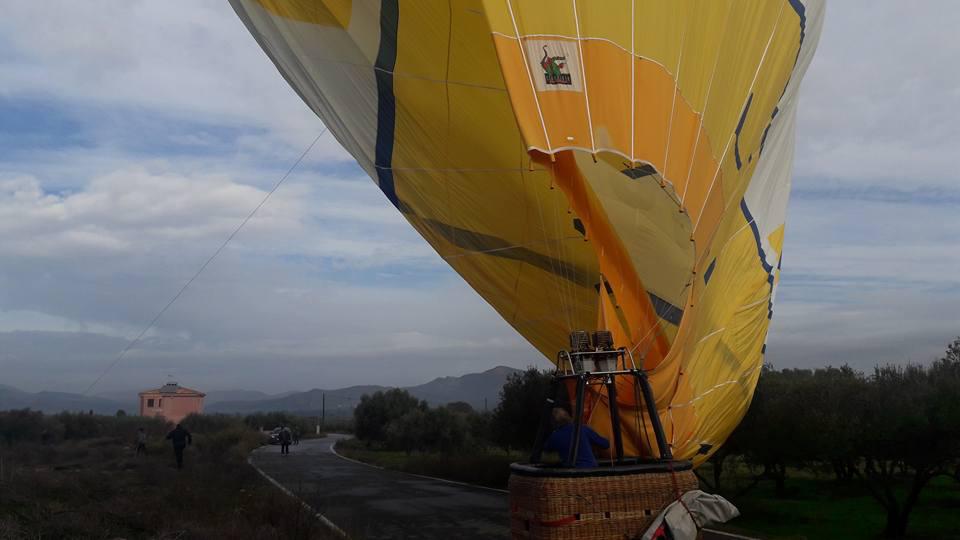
top-left (336, 439), bottom-right (518, 489)
top-left (337, 389), bottom-right (522, 489)
top-left (703, 338), bottom-right (960, 539)
top-left (0, 411), bottom-right (329, 539)
top-left (341, 338), bottom-right (960, 539)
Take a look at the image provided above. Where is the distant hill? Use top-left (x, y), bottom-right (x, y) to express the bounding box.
top-left (207, 366), bottom-right (521, 416)
top-left (0, 385), bottom-right (126, 415)
top-left (203, 389), bottom-right (275, 404)
top-left (406, 365), bottom-right (519, 410)
top-left (2, 366), bottom-right (523, 417)
top-left (207, 385), bottom-right (388, 417)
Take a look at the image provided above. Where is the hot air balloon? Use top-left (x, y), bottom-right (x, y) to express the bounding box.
top-left (230, 0), bottom-right (822, 536)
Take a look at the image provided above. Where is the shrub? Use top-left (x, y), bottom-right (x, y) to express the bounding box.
top-left (490, 367), bottom-right (552, 451)
top-left (0, 409), bottom-right (46, 446)
top-left (354, 389), bottom-right (426, 444)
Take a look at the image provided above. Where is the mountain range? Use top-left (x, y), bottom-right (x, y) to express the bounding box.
top-left (0, 366), bottom-right (521, 416)
top-left (0, 384), bottom-right (124, 415)
top-left (207, 365), bottom-right (518, 416)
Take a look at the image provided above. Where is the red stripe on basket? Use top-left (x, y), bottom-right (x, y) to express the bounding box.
top-left (538, 515), bottom-right (578, 527)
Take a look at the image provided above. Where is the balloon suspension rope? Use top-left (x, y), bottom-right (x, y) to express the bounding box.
top-left (81, 128), bottom-right (329, 396)
top-left (667, 457), bottom-right (699, 531)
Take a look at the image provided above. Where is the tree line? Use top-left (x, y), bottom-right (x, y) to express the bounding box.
top-left (710, 338), bottom-right (960, 537)
top-left (0, 410), bottom-right (320, 447)
top-left (350, 367), bottom-right (554, 455)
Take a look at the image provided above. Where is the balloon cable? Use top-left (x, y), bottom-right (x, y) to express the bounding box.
top-left (81, 128), bottom-right (329, 395)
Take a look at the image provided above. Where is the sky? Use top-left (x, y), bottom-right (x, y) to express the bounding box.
top-left (1, 2), bottom-right (958, 394)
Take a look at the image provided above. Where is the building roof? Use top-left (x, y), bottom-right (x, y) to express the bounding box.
top-left (138, 382), bottom-right (205, 397)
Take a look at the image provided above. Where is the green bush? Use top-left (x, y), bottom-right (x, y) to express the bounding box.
top-left (490, 367), bottom-right (551, 452)
top-left (354, 389), bottom-right (426, 444)
top-left (0, 409), bottom-right (46, 445)
top-left (420, 406), bottom-right (469, 453)
top-left (194, 426), bottom-right (263, 464)
top-left (181, 412), bottom-right (242, 434)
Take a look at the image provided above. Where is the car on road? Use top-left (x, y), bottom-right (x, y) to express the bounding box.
top-left (267, 427), bottom-right (283, 445)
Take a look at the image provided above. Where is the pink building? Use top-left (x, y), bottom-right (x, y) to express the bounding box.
top-left (138, 383), bottom-right (205, 424)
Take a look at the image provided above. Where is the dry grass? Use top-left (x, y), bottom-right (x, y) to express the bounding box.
top-left (0, 413), bottom-right (334, 539)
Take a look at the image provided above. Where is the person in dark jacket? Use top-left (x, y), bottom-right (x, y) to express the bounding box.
top-left (136, 427), bottom-right (148, 456)
top-left (279, 425), bottom-right (292, 455)
top-left (165, 424), bottom-right (192, 469)
top-left (543, 406), bottom-right (609, 468)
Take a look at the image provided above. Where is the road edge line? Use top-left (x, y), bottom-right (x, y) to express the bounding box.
top-left (327, 439), bottom-right (385, 470)
top-left (247, 449), bottom-right (350, 539)
top-left (329, 439), bottom-right (509, 495)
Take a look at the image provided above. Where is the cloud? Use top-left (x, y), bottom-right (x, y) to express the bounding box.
top-left (769, 195), bottom-right (960, 370)
top-left (0, 1), bottom-right (346, 161)
top-left (796, 1), bottom-right (960, 189)
top-left (782, 196), bottom-right (960, 287)
top-left (0, 165), bottom-right (437, 263)
top-left (0, 169), bottom-right (303, 257)
top-left (769, 286), bottom-right (958, 372)
top-left (0, 161), bottom-right (536, 393)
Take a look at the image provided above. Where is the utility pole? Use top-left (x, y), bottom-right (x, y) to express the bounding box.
top-left (321, 392), bottom-right (326, 432)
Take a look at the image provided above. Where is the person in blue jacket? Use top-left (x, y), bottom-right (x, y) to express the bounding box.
top-left (543, 406), bottom-right (609, 468)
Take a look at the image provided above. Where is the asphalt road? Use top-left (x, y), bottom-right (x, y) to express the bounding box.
top-left (249, 435), bottom-right (752, 540)
top-left (249, 435), bottom-right (509, 539)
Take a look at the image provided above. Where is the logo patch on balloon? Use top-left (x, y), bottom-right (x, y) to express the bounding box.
top-left (540, 47), bottom-right (571, 85)
top-left (524, 40), bottom-right (582, 92)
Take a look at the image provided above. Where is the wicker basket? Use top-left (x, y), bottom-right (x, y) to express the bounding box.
top-left (509, 462), bottom-right (698, 540)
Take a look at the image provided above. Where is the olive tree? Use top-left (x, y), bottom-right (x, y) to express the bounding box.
top-left (353, 389), bottom-right (426, 445)
top-left (490, 367), bottom-right (552, 452)
top-left (848, 338), bottom-right (960, 537)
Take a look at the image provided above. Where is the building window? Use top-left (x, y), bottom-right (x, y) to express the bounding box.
top-left (158, 398), bottom-right (162, 408)
top-left (147, 398), bottom-right (154, 407)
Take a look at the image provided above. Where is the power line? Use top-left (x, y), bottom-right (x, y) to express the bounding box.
top-left (82, 129), bottom-right (328, 395)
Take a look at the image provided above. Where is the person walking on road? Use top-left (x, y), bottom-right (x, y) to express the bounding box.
top-left (166, 423), bottom-right (192, 469)
top-left (136, 427), bottom-right (148, 456)
top-left (279, 425), bottom-right (292, 455)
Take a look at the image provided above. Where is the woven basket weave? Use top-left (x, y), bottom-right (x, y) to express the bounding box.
top-left (509, 464), bottom-right (698, 540)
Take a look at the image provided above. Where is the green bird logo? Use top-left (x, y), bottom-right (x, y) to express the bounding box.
top-left (540, 45), bottom-right (573, 85)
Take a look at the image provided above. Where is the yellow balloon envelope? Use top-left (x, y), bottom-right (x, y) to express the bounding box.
top-left (231, 0), bottom-right (823, 464)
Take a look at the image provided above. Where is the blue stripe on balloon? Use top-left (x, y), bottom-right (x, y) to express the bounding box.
top-left (740, 198), bottom-right (776, 318)
top-left (374, 0), bottom-right (400, 208)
